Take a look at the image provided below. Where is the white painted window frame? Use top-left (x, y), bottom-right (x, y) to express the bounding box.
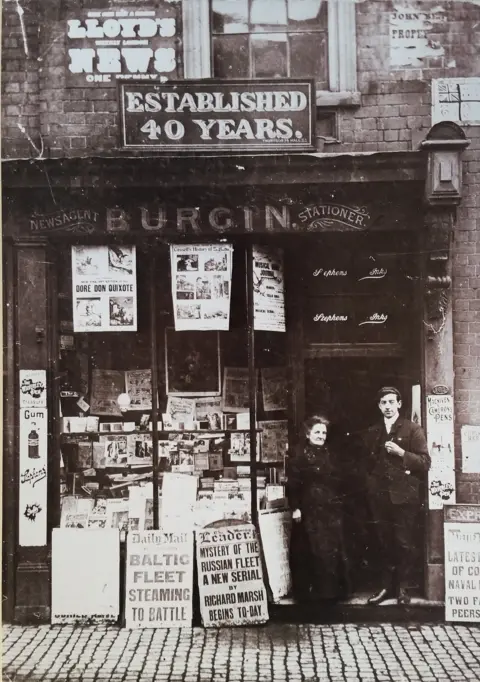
top-left (182, 0), bottom-right (358, 104)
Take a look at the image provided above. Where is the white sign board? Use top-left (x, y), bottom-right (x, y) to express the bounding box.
top-left (426, 394), bottom-right (456, 509)
top-left (52, 528), bottom-right (120, 624)
top-left (125, 530), bottom-right (194, 629)
top-left (161, 472), bottom-right (198, 533)
top-left (252, 245), bottom-right (285, 332)
top-left (196, 523), bottom-right (269, 627)
top-left (444, 505), bottom-right (480, 623)
top-left (432, 78), bottom-right (480, 126)
top-left (19, 406), bottom-right (48, 546)
top-left (259, 510), bottom-right (292, 602)
top-left (72, 245), bottom-right (137, 332)
top-left (461, 425), bottom-right (480, 474)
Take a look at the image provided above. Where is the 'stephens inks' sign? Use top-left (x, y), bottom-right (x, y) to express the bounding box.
top-left (119, 79), bottom-right (315, 152)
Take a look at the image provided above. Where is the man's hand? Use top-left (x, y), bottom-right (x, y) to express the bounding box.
top-left (385, 440), bottom-right (405, 457)
top-left (292, 509), bottom-right (302, 523)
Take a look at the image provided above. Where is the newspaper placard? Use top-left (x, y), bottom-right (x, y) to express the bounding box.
top-left (52, 528), bottom-right (120, 624)
top-left (19, 406), bottom-right (48, 546)
top-left (125, 530), bottom-right (194, 629)
top-left (259, 420), bottom-right (288, 463)
top-left (125, 370), bottom-right (152, 410)
top-left (252, 245), bottom-right (285, 332)
top-left (72, 245), bottom-right (137, 332)
top-left (90, 369), bottom-right (125, 416)
top-left (19, 369), bottom-right (47, 408)
top-left (161, 472), bottom-right (198, 533)
top-left (196, 523), bottom-right (269, 627)
top-left (170, 244), bottom-right (233, 331)
top-left (444, 505), bottom-right (480, 623)
top-left (261, 367), bottom-right (288, 412)
top-left (258, 510), bottom-right (292, 602)
top-left (461, 425), bottom-right (480, 474)
top-left (426, 394), bottom-right (456, 510)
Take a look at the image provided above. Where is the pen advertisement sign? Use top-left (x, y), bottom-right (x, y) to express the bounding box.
top-left (426, 394), bottom-right (456, 510)
top-left (196, 524), bottom-right (269, 627)
top-left (252, 246), bottom-right (286, 332)
top-left (119, 79), bottom-right (315, 152)
top-left (19, 404), bottom-right (48, 546)
top-left (72, 245), bottom-right (137, 332)
top-left (125, 530), bottom-right (194, 629)
top-left (444, 505), bottom-right (480, 623)
top-left (66, 4), bottom-right (180, 87)
top-left (170, 244), bottom-right (233, 331)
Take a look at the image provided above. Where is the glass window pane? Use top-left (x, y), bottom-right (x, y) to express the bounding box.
top-left (251, 33), bottom-right (288, 78)
top-left (212, 0), bottom-right (248, 34)
top-left (289, 31), bottom-right (327, 83)
top-left (287, 0), bottom-right (327, 29)
top-left (213, 35), bottom-right (249, 78)
top-left (251, 0), bottom-right (287, 30)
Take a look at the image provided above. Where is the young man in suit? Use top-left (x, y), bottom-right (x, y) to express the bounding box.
top-left (363, 387), bottom-right (431, 605)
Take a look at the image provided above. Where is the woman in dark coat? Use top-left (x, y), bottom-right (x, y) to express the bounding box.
top-left (287, 415), bottom-right (350, 604)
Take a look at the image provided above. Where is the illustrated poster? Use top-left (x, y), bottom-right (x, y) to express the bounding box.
top-left (252, 245), bottom-right (285, 332)
top-left (125, 370), bottom-right (152, 410)
top-left (72, 245), bottom-right (137, 332)
top-left (19, 369), bottom-right (47, 408)
top-left (223, 367), bottom-right (251, 413)
top-left (19, 406), bottom-right (48, 546)
top-left (261, 367), bottom-right (288, 412)
top-left (170, 244), bottom-right (233, 331)
top-left (90, 369), bottom-right (125, 416)
top-left (259, 420), bottom-right (288, 463)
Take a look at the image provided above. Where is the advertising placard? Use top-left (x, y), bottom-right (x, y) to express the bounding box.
top-left (196, 523), bottom-right (269, 627)
top-left (258, 510), bottom-right (292, 603)
top-left (461, 425), bottom-right (480, 474)
top-left (125, 530), bottom-right (194, 629)
top-left (252, 246), bottom-right (286, 332)
top-left (444, 505), bottom-right (480, 623)
top-left (52, 529), bottom-right (120, 624)
top-left (66, 4), bottom-right (180, 87)
top-left (120, 79), bottom-right (315, 152)
top-left (426, 394), bottom-right (456, 510)
top-left (19, 369), bottom-right (47, 408)
top-left (170, 244), bottom-right (233, 331)
top-left (19, 406), bottom-right (48, 546)
top-left (72, 245), bottom-right (137, 332)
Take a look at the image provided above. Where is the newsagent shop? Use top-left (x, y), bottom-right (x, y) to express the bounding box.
top-left (2, 79), bottom-right (472, 625)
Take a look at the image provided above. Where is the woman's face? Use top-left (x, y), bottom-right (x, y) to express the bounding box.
top-left (308, 423), bottom-right (327, 447)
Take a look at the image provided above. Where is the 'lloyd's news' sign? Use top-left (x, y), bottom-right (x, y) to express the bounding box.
top-left (119, 79), bottom-right (315, 152)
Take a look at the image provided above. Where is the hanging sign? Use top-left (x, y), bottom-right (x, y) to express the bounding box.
top-left (52, 528), bottom-right (120, 624)
top-left (252, 246), bottom-right (285, 332)
top-left (66, 4), bottom-right (180, 87)
top-left (72, 245), bottom-right (137, 332)
top-left (170, 244), bottom-right (233, 331)
top-left (119, 79), bottom-right (315, 152)
top-left (426, 394), bottom-right (456, 510)
top-left (258, 510), bottom-right (292, 602)
top-left (461, 425), bottom-right (480, 474)
top-left (196, 523), bottom-right (269, 627)
top-left (19, 404), bottom-right (48, 546)
top-left (125, 530), bottom-right (194, 629)
top-left (444, 505), bottom-right (480, 623)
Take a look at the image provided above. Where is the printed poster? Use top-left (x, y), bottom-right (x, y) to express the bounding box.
top-left (19, 369), bottom-right (47, 408)
top-left (461, 425), bottom-right (480, 474)
top-left (19, 406), bottom-right (48, 546)
top-left (261, 367), bottom-right (288, 412)
top-left (223, 367), bottom-right (250, 413)
top-left (72, 245), bottom-right (137, 332)
top-left (90, 369), bottom-right (125, 416)
top-left (125, 370), bottom-right (152, 410)
top-left (252, 245), bottom-right (285, 332)
top-left (259, 420), bottom-right (288, 463)
top-left (426, 395), bottom-right (456, 510)
top-left (170, 244), bottom-right (233, 331)
top-left (166, 396), bottom-right (196, 428)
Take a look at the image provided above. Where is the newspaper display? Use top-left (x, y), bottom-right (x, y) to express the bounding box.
top-left (125, 370), bottom-right (152, 410)
top-left (196, 523), bottom-right (269, 627)
top-left (170, 244), bottom-right (233, 331)
top-left (90, 369), bottom-right (125, 416)
top-left (426, 394), bottom-right (456, 510)
top-left (258, 509), bottom-right (292, 602)
top-left (259, 420), bottom-right (288, 463)
top-left (252, 245), bottom-right (286, 332)
top-left (72, 245), bottom-right (137, 332)
top-left (461, 425), bottom-right (480, 474)
top-left (261, 367), bottom-right (288, 411)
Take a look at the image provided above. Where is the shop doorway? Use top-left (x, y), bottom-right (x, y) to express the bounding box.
top-left (303, 357), bottom-right (426, 597)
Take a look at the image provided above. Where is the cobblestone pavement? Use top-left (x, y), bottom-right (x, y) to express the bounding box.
top-left (3, 622), bottom-right (480, 682)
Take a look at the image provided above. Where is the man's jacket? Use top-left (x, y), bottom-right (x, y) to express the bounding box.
top-left (363, 417), bottom-right (431, 505)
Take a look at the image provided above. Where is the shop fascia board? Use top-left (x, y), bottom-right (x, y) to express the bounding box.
top-left (1, 150), bottom-right (426, 189)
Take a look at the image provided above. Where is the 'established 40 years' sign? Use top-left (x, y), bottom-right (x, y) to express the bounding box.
top-left (119, 79), bottom-right (315, 152)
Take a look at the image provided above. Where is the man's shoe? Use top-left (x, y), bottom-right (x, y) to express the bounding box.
top-left (367, 588), bottom-right (394, 605)
top-left (397, 588), bottom-right (411, 605)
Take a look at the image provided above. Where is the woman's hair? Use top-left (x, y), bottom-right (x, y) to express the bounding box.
top-left (302, 414), bottom-right (330, 440)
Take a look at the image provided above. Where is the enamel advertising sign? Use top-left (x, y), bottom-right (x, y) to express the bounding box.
top-left (119, 79), bottom-right (315, 152)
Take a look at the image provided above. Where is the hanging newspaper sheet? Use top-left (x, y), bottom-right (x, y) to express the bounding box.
top-left (72, 245), bottom-right (137, 332)
top-left (258, 509), bottom-right (292, 602)
top-left (170, 244), bottom-right (233, 331)
top-left (252, 246), bottom-right (285, 332)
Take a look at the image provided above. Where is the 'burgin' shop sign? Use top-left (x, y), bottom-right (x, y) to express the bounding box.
top-left (119, 79), bottom-right (315, 152)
